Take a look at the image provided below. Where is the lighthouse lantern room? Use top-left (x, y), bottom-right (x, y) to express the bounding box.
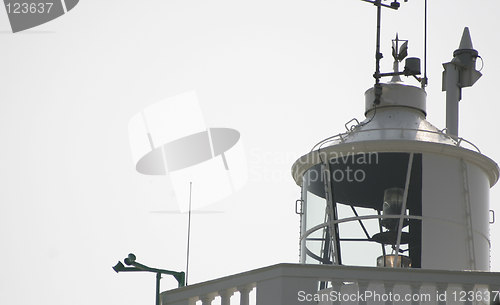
top-left (292, 1), bottom-right (498, 272)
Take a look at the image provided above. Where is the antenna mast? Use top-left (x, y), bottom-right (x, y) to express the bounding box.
top-left (422, 0), bottom-right (428, 88)
top-left (361, 0), bottom-right (403, 104)
top-left (185, 181), bottom-right (193, 285)
top-left (361, 0), bottom-right (424, 104)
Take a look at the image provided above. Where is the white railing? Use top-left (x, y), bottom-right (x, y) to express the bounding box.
top-left (161, 263), bottom-right (500, 305)
top-left (311, 128), bottom-right (481, 153)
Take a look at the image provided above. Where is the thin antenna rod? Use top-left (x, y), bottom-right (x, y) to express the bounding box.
top-left (185, 182), bottom-right (193, 286)
top-left (422, 0), bottom-right (428, 88)
top-left (375, 0), bottom-right (382, 82)
top-left (374, 0), bottom-right (383, 104)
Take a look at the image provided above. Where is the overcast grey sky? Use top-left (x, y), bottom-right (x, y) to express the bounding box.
top-left (1, 1), bottom-right (500, 305)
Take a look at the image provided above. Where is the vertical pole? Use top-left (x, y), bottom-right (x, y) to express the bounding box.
top-left (374, 0), bottom-right (383, 104)
top-left (394, 153), bottom-right (414, 266)
top-left (156, 272), bottom-right (161, 305)
top-left (322, 160), bottom-right (340, 265)
top-left (444, 63), bottom-right (460, 137)
top-left (375, 0), bottom-right (382, 81)
top-left (422, 0), bottom-right (428, 88)
top-left (299, 186), bottom-right (307, 263)
top-left (185, 182), bottom-right (193, 286)
top-left (377, 210), bottom-right (387, 266)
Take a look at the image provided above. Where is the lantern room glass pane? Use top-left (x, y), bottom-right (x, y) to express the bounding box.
top-left (300, 153), bottom-right (423, 267)
top-left (301, 166), bottom-right (332, 264)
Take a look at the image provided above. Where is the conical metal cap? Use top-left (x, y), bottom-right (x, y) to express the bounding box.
top-left (453, 27), bottom-right (478, 59)
top-left (458, 27), bottom-right (474, 50)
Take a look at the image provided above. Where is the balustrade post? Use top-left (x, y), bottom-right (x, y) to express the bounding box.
top-left (219, 289), bottom-right (235, 305)
top-left (200, 294), bottom-right (216, 305)
top-left (238, 285), bottom-right (253, 305)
